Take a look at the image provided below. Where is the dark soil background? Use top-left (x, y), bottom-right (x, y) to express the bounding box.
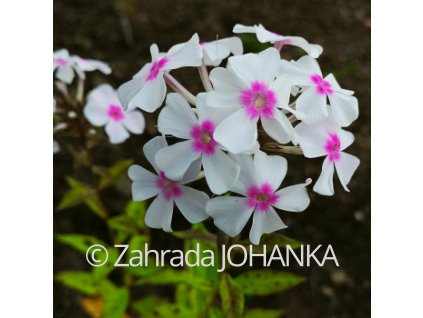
top-left (54, 0), bottom-right (370, 317)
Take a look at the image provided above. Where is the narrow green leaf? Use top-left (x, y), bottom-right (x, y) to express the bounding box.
top-left (142, 303), bottom-right (195, 318)
top-left (56, 234), bottom-right (106, 254)
top-left (108, 215), bottom-right (138, 235)
top-left (92, 248), bottom-right (119, 282)
top-left (99, 159), bottom-right (133, 188)
top-left (125, 201), bottom-right (146, 229)
top-left (244, 309), bottom-right (285, 318)
top-left (234, 270), bottom-right (305, 296)
top-left (219, 273), bottom-right (244, 318)
top-left (131, 297), bottom-right (166, 316)
top-left (56, 271), bottom-right (98, 295)
top-left (101, 287), bottom-right (129, 318)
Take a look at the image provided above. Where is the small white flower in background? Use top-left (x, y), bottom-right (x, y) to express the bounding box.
top-left (117, 34), bottom-right (202, 113)
top-left (206, 150), bottom-right (311, 245)
top-left (280, 55), bottom-right (359, 127)
top-left (83, 84), bottom-right (145, 144)
top-left (53, 49), bottom-right (112, 84)
top-left (128, 136), bottom-right (209, 231)
top-left (233, 23), bottom-right (323, 58)
top-left (201, 37), bottom-right (243, 66)
top-left (155, 93), bottom-right (240, 194)
top-left (295, 107), bottom-right (360, 196)
top-left (53, 140), bottom-right (60, 154)
top-left (207, 47), bottom-right (296, 153)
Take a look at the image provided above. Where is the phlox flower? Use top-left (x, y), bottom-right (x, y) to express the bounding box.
top-left (201, 37), bottom-right (243, 66)
top-left (295, 107), bottom-right (360, 196)
top-left (233, 23), bottom-right (323, 58)
top-left (206, 150), bottom-right (311, 245)
top-left (72, 56), bottom-right (112, 76)
top-left (117, 34), bottom-right (202, 113)
top-left (280, 55), bottom-right (358, 126)
top-left (207, 47), bottom-right (296, 154)
top-left (155, 93), bottom-right (241, 195)
top-left (128, 136), bottom-right (209, 231)
top-left (83, 84), bottom-right (145, 144)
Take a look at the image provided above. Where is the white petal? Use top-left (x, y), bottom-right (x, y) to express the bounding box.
top-left (206, 196), bottom-right (254, 237)
top-left (180, 158), bottom-right (202, 184)
top-left (143, 136), bottom-right (168, 173)
top-left (254, 150), bottom-right (287, 190)
top-left (117, 77), bottom-right (144, 111)
top-left (324, 74), bottom-right (354, 95)
top-left (338, 129), bottom-right (355, 151)
top-left (296, 55), bottom-right (322, 76)
top-left (197, 93), bottom-right (238, 124)
top-left (174, 186), bottom-right (209, 223)
top-left (274, 179), bottom-right (312, 212)
top-left (83, 100), bottom-right (109, 127)
top-left (254, 24), bottom-right (284, 43)
top-left (203, 42), bottom-right (231, 66)
top-left (334, 152), bottom-right (360, 192)
top-left (155, 141), bottom-right (201, 180)
top-left (279, 60), bottom-right (310, 86)
top-left (229, 154), bottom-right (257, 195)
top-left (122, 110), bottom-right (145, 134)
top-left (165, 34), bottom-right (202, 69)
top-left (72, 56), bottom-right (111, 74)
top-left (328, 93), bottom-right (359, 127)
top-left (129, 76), bottom-right (167, 112)
top-left (232, 23), bottom-right (256, 35)
top-left (282, 36), bottom-right (322, 58)
top-left (53, 140), bottom-right (60, 154)
top-left (128, 165), bottom-right (160, 201)
top-left (261, 110), bottom-right (295, 144)
top-left (202, 149), bottom-right (240, 195)
top-left (313, 157), bottom-right (335, 196)
top-left (296, 87), bottom-right (328, 124)
top-left (55, 65), bottom-right (75, 84)
top-left (145, 194), bottom-right (174, 232)
top-left (209, 67), bottom-right (246, 97)
top-left (158, 93), bottom-right (197, 139)
top-left (249, 207), bottom-right (287, 245)
top-left (105, 121), bottom-right (130, 144)
top-left (214, 109), bottom-right (258, 154)
top-left (270, 74), bottom-right (291, 108)
top-left (295, 122), bottom-right (328, 158)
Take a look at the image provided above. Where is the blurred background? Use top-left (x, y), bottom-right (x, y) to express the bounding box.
top-left (54, 0), bottom-right (370, 317)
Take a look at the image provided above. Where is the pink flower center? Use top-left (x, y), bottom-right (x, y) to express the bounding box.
top-left (54, 57), bottom-right (68, 66)
top-left (324, 133), bottom-right (341, 161)
top-left (310, 74), bottom-right (333, 95)
top-left (156, 171), bottom-right (182, 201)
top-left (107, 104), bottom-right (125, 122)
top-left (246, 183), bottom-right (279, 213)
top-left (241, 81), bottom-right (277, 119)
top-left (147, 57), bottom-right (168, 81)
top-left (190, 120), bottom-right (217, 156)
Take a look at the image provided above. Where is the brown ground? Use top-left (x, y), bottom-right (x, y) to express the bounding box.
top-left (54, 0), bottom-right (370, 317)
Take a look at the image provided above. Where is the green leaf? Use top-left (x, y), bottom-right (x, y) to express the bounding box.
top-left (99, 159), bottom-right (133, 188)
top-left (56, 271), bottom-right (98, 295)
top-left (108, 215), bottom-right (138, 235)
top-left (56, 234), bottom-right (106, 254)
top-left (240, 233), bottom-right (303, 251)
top-left (172, 228), bottom-right (217, 246)
top-left (100, 287), bottom-right (129, 318)
top-left (132, 297), bottom-right (166, 316)
top-left (244, 309), bottom-right (285, 318)
top-left (92, 248), bottom-right (120, 282)
top-left (219, 273), bottom-right (244, 318)
top-left (234, 270), bottom-right (305, 296)
top-left (142, 303), bottom-right (195, 318)
top-left (135, 268), bottom-right (213, 291)
top-left (125, 201), bottom-right (146, 229)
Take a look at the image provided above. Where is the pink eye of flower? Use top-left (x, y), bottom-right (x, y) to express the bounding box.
top-left (190, 120), bottom-right (218, 156)
top-left (54, 57), bottom-right (68, 66)
top-left (324, 133), bottom-right (341, 161)
top-left (147, 57), bottom-right (168, 81)
top-left (246, 183), bottom-right (280, 212)
top-left (156, 171), bottom-right (182, 201)
top-left (107, 104), bottom-right (125, 122)
top-left (241, 81), bottom-right (277, 119)
top-left (310, 74), bottom-right (333, 95)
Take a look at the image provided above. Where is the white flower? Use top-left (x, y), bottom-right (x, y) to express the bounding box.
top-left (155, 93), bottom-right (240, 194)
top-left (53, 140), bottom-right (60, 154)
top-left (206, 150), bottom-right (311, 245)
top-left (201, 37), bottom-right (243, 66)
top-left (233, 23), bottom-right (323, 58)
top-left (280, 55), bottom-right (359, 126)
top-left (207, 47), bottom-right (296, 154)
top-left (128, 136), bottom-right (209, 231)
top-left (53, 49), bottom-right (111, 84)
top-left (83, 84), bottom-right (145, 144)
top-left (295, 107), bottom-right (360, 196)
top-left (117, 34), bottom-right (202, 112)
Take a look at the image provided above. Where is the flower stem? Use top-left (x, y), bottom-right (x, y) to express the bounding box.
top-left (262, 144), bottom-right (304, 155)
top-left (163, 73), bottom-right (196, 105)
top-left (76, 78), bottom-right (85, 104)
top-left (198, 61), bottom-right (213, 92)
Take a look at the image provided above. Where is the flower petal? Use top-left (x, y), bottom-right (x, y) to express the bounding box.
top-left (117, 77), bottom-right (145, 111)
top-left (274, 178), bottom-right (312, 212)
top-left (295, 122), bottom-right (328, 158)
top-left (206, 196), bottom-right (254, 237)
top-left (202, 149), bottom-right (240, 195)
top-left (229, 154), bottom-right (257, 195)
top-left (335, 152), bottom-right (360, 192)
top-left (122, 110), bottom-right (145, 134)
top-left (55, 65), bottom-right (74, 84)
top-left (143, 136), bottom-right (168, 173)
top-left (249, 207), bottom-right (287, 245)
top-left (165, 33), bottom-right (202, 69)
top-left (145, 194), bottom-right (174, 232)
top-left (296, 87), bottom-right (328, 124)
top-left (328, 93), bottom-right (359, 127)
top-left (128, 165), bottom-right (160, 201)
top-left (180, 158), bottom-right (202, 184)
top-left (209, 67), bottom-right (246, 98)
top-left (105, 121), bottom-right (130, 144)
top-left (174, 186), bottom-right (209, 223)
top-left (313, 157), bottom-right (335, 196)
top-left (129, 76), bottom-right (167, 113)
top-left (254, 150), bottom-right (287, 190)
top-left (261, 110), bottom-right (295, 144)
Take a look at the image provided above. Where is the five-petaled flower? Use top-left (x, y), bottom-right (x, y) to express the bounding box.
top-left (206, 150), bottom-right (311, 245)
top-left (117, 34), bottom-right (203, 113)
top-left (83, 84), bottom-right (145, 144)
top-left (295, 107), bottom-right (360, 196)
top-left (155, 93), bottom-right (241, 194)
top-left (128, 136), bottom-right (209, 231)
top-left (280, 55), bottom-right (359, 126)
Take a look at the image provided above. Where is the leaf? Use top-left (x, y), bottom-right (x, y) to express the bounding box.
top-left (99, 159), bottom-right (133, 188)
top-left (56, 234), bottom-right (106, 254)
top-left (142, 303), bottom-right (195, 318)
top-left (92, 248), bottom-right (120, 282)
top-left (240, 233), bottom-right (303, 251)
top-left (108, 215), bottom-right (138, 235)
top-left (131, 297), bottom-right (166, 316)
top-left (56, 271), bottom-right (98, 295)
top-left (172, 228), bottom-right (217, 246)
top-left (125, 201), bottom-right (146, 229)
top-left (234, 270), bottom-right (305, 296)
top-left (219, 273), bottom-right (244, 318)
top-left (101, 287), bottom-right (129, 318)
top-left (244, 309), bottom-right (285, 318)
